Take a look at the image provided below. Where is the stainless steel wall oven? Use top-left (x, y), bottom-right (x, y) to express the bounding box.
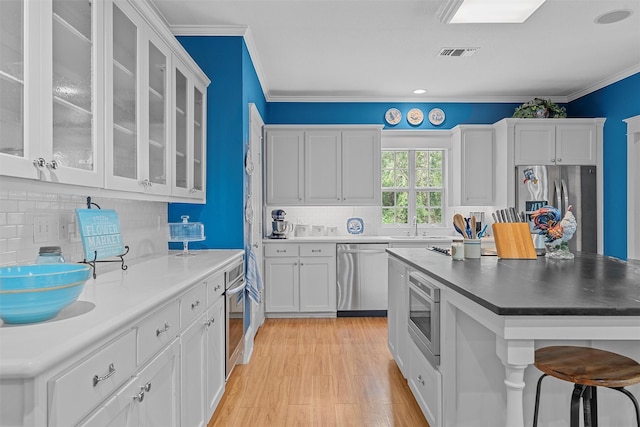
top-left (225, 260), bottom-right (245, 378)
top-left (408, 271), bottom-right (441, 367)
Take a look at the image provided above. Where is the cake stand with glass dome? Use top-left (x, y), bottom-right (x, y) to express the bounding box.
top-left (168, 216), bottom-right (205, 256)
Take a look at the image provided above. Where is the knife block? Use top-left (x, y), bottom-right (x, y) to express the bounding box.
top-left (491, 223), bottom-right (537, 259)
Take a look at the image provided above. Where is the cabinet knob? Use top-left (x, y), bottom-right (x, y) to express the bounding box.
top-left (134, 390), bottom-right (145, 402)
top-left (143, 382), bottom-right (152, 392)
top-left (551, 158), bottom-right (556, 163)
top-left (46, 159), bottom-right (59, 170)
top-left (191, 300), bottom-right (200, 309)
top-left (33, 158), bottom-right (46, 168)
top-left (557, 158), bottom-right (562, 163)
top-left (417, 374), bottom-right (425, 385)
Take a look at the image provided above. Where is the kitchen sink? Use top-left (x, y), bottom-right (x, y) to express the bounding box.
top-left (389, 236), bottom-right (451, 240)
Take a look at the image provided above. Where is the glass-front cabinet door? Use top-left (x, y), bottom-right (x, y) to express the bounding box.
top-left (0, 0), bottom-right (103, 184)
top-left (49, 0), bottom-right (103, 186)
top-left (106, 0), bottom-right (171, 195)
top-left (172, 57), bottom-right (206, 200)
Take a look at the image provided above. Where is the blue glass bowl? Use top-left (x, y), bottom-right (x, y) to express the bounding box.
top-left (0, 264), bottom-right (92, 324)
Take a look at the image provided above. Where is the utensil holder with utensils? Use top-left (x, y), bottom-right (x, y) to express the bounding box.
top-left (492, 223), bottom-right (537, 259)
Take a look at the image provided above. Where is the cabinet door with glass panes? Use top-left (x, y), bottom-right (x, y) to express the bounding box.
top-left (172, 57), bottom-right (206, 201)
top-left (1, 0), bottom-right (103, 185)
top-left (105, 0), bottom-right (171, 195)
top-left (381, 149), bottom-right (444, 229)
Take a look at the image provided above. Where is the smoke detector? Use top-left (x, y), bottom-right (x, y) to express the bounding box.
top-left (438, 48), bottom-right (478, 57)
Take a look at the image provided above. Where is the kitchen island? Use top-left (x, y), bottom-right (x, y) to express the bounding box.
top-left (387, 248), bottom-right (640, 427)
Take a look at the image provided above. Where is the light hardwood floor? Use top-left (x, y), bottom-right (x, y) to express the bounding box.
top-left (208, 317), bottom-right (430, 427)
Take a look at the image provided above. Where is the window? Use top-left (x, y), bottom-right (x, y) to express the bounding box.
top-left (382, 149), bottom-right (444, 226)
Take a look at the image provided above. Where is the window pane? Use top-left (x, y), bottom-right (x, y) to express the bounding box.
top-left (396, 191), bottom-right (408, 206)
top-left (397, 208), bottom-right (408, 224)
top-left (382, 208), bottom-right (395, 224)
top-left (381, 170), bottom-right (394, 187)
top-left (416, 169), bottom-right (428, 188)
top-left (416, 207), bottom-right (427, 223)
top-left (430, 169), bottom-right (443, 187)
top-left (395, 170), bottom-right (409, 187)
top-left (381, 151), bottom-right (395, 168)
top-left (382, 191), bottom-right (395, 207)
top-left (430, 208), bottom-right (443, 223)
top-left (416, 151), bottom-right (429, 167)
top-left (416, 191), bottom-right (428, 207)
top-left (396, 151), bottom-right (408, 168)
top-left (429, 191), bottom-right (442, 207)
top-left (430, 151), bottom-right (443, 169)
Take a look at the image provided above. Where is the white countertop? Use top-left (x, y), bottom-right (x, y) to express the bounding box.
top-left (263, 235), bottom-right (454, 244)
top-left (0, 250), bottom-right (243, 378)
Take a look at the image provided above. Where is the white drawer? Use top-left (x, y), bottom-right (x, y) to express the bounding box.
top-left (137, 300), bottom-right (180, 365)
top-left (299, 243), bottom-right (335, 257)
top-left (48, 330), bottom-right (136, 427)
top-left (180, 282), bottom-right (207, 326)
top-left (206, 271), bottom-right (225, 305)
top-left (264, 244), bottom-right (298, 257)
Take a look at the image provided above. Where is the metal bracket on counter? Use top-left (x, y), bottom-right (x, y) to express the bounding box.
top-left (80, 246), bottom-right (130, 279)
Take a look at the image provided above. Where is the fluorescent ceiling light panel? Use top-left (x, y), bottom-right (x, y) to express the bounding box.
top-left (439, 0), bottom-right (546, 24)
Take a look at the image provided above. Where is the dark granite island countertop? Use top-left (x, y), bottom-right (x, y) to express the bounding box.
top-left (387, 248), bottom-right (640, 316)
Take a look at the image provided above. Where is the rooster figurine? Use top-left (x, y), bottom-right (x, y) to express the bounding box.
top-left (530, 205), bottom-right (577, 258)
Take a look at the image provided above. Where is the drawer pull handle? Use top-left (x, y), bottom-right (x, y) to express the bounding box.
top-left (312, 249), bottom-right (321, 253)
top-left (191, 300), bottom-right (200, 309)
top-left (156, 322), bottom-right (171, 336)
top-left (93, 363), bottom-right (116, 387)
top-left (214, 285), bottom-right (221, 291)
top-left (417, 374), bottom-right (425, 385)
top-left (276, 250), bottom-right (286, 253)
top-left (134, 389), bottom-right (145, 402)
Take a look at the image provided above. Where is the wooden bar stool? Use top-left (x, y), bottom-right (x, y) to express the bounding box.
top-left (533, 346), bottom-right (640, 427)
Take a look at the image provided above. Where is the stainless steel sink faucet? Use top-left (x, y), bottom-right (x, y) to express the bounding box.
top-left (413, 216), bottom-right (418, 237)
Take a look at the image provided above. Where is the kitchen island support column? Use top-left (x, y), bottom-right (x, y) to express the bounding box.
top-left (497, 337), bottom-right (535, 427)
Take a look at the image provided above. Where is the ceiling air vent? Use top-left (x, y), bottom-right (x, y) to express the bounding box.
top-left (438, 48), bottom-right (478, 57)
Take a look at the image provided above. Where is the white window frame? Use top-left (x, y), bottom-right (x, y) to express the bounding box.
top-left (381, 130), bottom-right (451, 232)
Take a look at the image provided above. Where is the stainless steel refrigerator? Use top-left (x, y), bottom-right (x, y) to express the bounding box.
top-left (516, 165), bottom-right (597, 253)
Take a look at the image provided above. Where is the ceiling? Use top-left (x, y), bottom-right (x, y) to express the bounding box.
top-left (149, 0), bottom-right (640, 102)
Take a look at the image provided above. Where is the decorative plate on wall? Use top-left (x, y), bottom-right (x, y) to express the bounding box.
top-left (428, 108), bottom-right (446, 126)
top-left (346, 217), bottom-right (364, 234)
top-left (407, 108), bottom-right (424, 126)
top-left (384, 108), bottom-right (402, 125)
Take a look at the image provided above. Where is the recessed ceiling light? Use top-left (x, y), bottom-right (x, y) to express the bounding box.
top-left (595, 9), bottom-right (632, 24)
top-left (438, 0), bottom-right (546, 24)
top-left (413, 89), bottom-right (427, 94)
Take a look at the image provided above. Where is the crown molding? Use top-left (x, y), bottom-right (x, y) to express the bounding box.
top-left (265, 94), bottom-right (569, 104)
top-left (167, 25), bottom-right (270, 101)
top-left (567, 63), bottom-right (640, 102)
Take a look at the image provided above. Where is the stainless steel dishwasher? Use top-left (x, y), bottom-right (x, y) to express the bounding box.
top-left (336, 243), bottom-right (389, 316)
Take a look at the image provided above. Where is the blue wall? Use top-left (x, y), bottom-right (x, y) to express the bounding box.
top-left (568, 73), bottom-right (640, 260)
top-left (171, 34), bottom-right (637, 260)
top-left (169, 37), bottom-right (266, 250)
top-left (267, 102), bottom-right (519, 128)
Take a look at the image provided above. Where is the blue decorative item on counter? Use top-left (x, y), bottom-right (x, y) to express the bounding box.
top-left (76, 209), bottom-right (125, 261)
top-left (346, 218), bottom-right (364, 234)
top-left (0, 264), bottom-right (92, 324)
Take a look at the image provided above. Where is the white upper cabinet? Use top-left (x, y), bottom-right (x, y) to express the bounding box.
top-left (171, 57), bottom-right (207, 200)
top-left (449, 125), bottom-right (495, 206)
top-left (265, 129), bottom-right (305, 205)
top-left (514, 121), bottom-right (598, 165)
top-left (1, 0), bottom-right (104, 186)
top-left (1, 0), bottom-right (208, 202)
top-left (105, 0), bottom-right (171, 196)
top-left (265, 126), bottom-right (382, 206)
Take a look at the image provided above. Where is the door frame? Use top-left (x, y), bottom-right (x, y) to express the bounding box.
top-left (625, 115), bottom-right (640, 260)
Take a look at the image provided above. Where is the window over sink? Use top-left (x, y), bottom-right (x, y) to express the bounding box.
top-left (382, 149), bottom-right (444, 226)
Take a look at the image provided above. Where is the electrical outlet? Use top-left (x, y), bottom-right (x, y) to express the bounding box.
top-left (33, 216), bottom-right (58, 243)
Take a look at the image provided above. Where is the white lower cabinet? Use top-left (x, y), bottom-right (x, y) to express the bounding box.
top-left (264, 243), bottom-right (336, 315)
top-left (409, 337), bottom-right (442, 427)
top-left (79, 339), bottom-right (180, 427)
top-left (180, 314), bottom-right (207, 427)
top-left (387, 256), bottom-right (408, 377)
top-left (205, 298), bottom-right (226, 419)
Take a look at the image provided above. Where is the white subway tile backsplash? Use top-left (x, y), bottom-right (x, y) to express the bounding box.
top-left (0, 188), bottom-right (169, 267)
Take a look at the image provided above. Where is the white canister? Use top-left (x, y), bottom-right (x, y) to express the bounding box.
top-left (294, 224), bottom-right (310, 237)
top-left (451, 239), bottom-right (464, 260)
top-left (311, 225), bottom-right (326, 236)
top-left (327, 226), bottom-right (338, 236)
top-left (464, 239), bottom-right (481, 259)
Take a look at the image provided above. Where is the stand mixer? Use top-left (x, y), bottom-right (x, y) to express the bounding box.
top-left (270, 209), bottom-right (292, 239)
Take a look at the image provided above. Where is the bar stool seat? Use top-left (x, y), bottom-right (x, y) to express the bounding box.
top-left (533, 346), bottom-right (640, 427)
